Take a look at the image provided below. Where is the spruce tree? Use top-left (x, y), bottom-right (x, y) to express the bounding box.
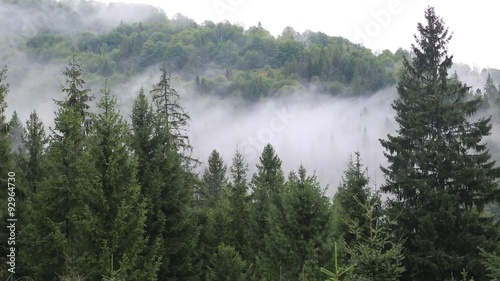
top-left (19, 111), bottom-right (47, 195)
top-left (249, 144), bottom-right (286, 277)
top-left (380, 7), bottom-right (500, 280)
top-left (260, 165), bottom-right (332, 280)
top-left (8, 111), bottom-right (24, 152)
top-left (201, 149), bottom-right (228, 207)
top-left (16, 111), bottom-right (48, 278)
top-left (86, 82), bottom-right (159, 279)
top-left (198, 149), bottom-right (252, 280)
top-left (132, 85), bottom-right (200, 280)
top-left (150, 64), bottom-right (198, 169)
top-left (228, 150), bottom-right (250, 258)
top-left (332, 152), bottom-right (378, 247)
top-left (484, 73), bottom-right (498, 106)
top-left (56, 50), bottom-right (93, 122)
top-left (344, 188), bottom-right (404, 281)
top-left (25, 54), bottom-right (96, 279)
top-left (206, 244), bottom-right (248, 281)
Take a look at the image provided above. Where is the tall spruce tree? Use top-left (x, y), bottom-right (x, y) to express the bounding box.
top-left (228, 150), bottom-right (250, 258)
top-left (150, 64), bottom-right (198, 169)
top-left (16, 111), bottom-right (48, 278)
top-left (132, 85), bottom-right (200, 280)
top-left (25, 54), bottom-right (96, 279)
top-left (249, 144), bottom-right (285, 277)
top-left (56, 50), bottom-right (93, 122)
top-left (380, 7), bottom-right (500, 280)
top-left (19, 111), bottom-right (47, 195)
top-left (85, 82), bottom-right (159, 279)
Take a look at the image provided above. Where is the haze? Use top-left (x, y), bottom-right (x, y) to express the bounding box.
top-left (2, 0), bottom-right (500, 195)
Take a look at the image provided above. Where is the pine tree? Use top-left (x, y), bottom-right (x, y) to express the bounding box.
top-left (380, 7), bottom-right (500, 280)
top-left (8, 111), bottom-right (24, 152)
top-left (25, 55), bottom-right (96, 280)
top-left (228, 150), bottom-right (250, 258)
top-left (16, 111), bottom-right (48, 278)
top-left (344, 189), bottom-right (405, 281)
top-left (132, 85), bottom-right (200, 280)
top-left (201, 149), bottom-right (228, 207)
top-left (86, 82), bottom-right (158, 279)
top-left (260, 165), bottom-right (332, 280)
top-left (19, 111), bottom-right (47, 195)
top-left (332, 152), bottom-right (378, 247)
top-left (484, 73), bottom-right (498, 105)
top-left (206, 244), bottom-right (248, 281)
top-left (249, 144), bottom-right (286, 277)
top-left (56, 50), bottom-right (93, 122)
top-left (150, 64), bottom-right (198, 169)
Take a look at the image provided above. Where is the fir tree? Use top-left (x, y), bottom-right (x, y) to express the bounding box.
top-left (206, 244), bottom-right (248, 281)
top-left (260, 165), bottom-right (332, 280)
top-left (345, 189), bottom-right (405, 281)
top-left (332, 152), bottom-right (378, 247)
top-left (380, 7), bottom-right (500, 280)
top-left (87, 82), bottom-right (158, 279)
top-left (249, 143), bottom-right (285, 269)
top-left (56, 50), bottom-right (93, 121)
top-left (8, 111), bottom-right (24, 152)
top-left (25, 55), bottom-right (96, 280)
top-left (228, 150), bottom-right (250, 258)
top-left (484, 73), bottom-right (498, 105)
top-left (150, 64), bottom-right (198, 169)
top-left (19, 111), bottom-right (47, 195)
top-left (132, 85), bottom-right (200, 280)
top-left (201, 149), bottom-right (228, 207)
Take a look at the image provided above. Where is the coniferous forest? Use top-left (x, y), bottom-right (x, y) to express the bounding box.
top-left (0, 1), bottom-right (500, 280)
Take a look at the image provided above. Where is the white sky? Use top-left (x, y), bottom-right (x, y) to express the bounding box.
top-left (99, 0), bottom-right (500, 70)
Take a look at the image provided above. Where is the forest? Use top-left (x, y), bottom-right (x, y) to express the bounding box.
top-left (0, 0), bottom-right (500, 280)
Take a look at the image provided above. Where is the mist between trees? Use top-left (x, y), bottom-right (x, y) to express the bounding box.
top-left (0, 1), bottom-right (500, 280)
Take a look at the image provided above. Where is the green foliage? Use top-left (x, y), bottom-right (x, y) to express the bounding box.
top-left (132, 71), bottom-right (200, 279)
top-left (101, 255), bottom-right (124, 281)
top-left (345, 194), bottom-right (405, 281)
top-left (321, 242), bottom-right (355, 281)
top-left (227, 150), bottom-right (251, 257)
top-left (88, 82), bottom-right (157, 279)
top-left (332, 152), bottom-right (378, 246)
top-left (206, 244), bottom-right (248, 281)
top-left (200, 149), bottom-right (228, 207)
top-left (9, 0), bottom-right (405, 101)
top-left (380, 7), bottom-right (500, 280)
top-left (259, 165), bottom-right (332, 280)
top-left (150, 65), bottom-right (198, 169)
top-left (479, 247), bottom-right (500, 280)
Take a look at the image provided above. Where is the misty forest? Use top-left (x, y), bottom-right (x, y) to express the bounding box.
top-left (1, 0), bottom-right (500, 280)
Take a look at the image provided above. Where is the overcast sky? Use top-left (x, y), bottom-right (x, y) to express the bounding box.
top-left (99, 0), bottom-right (499, 70)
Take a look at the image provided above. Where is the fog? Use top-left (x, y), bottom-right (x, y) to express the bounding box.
top-left (2, 1), bottom-right (500, 197)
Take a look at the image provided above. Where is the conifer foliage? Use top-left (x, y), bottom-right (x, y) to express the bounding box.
top-left (380, 7), bottom-right (500, 281)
